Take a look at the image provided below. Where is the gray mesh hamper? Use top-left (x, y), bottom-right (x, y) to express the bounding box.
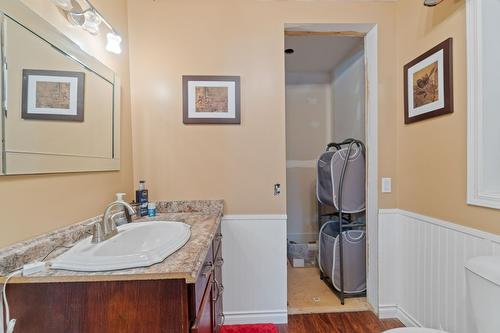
top-left (320, 224), bottom-right (366, 294)
top-left (316, 146), bottom-right (365, 213)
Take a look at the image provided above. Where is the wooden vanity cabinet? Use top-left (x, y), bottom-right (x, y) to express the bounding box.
top-left (5, 226), bottom-right (224, 333)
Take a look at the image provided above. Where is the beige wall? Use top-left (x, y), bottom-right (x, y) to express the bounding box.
top-left (127, 0), bottom-right (398, 214)
top-left (395, 0), bottom-right (500, 235)
top-left (0, 0), bottom-right (134, 247)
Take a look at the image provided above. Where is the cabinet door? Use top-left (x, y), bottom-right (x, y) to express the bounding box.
top-left (192, 276), bottom-right (213, 333)
top-left (212, 246), bottom-right (224, 332)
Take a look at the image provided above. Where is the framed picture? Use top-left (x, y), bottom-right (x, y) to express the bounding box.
top-left (22, 69), bottom-right (85, 121)
top-left (183, 75), bottom-right (240, 124)
top-left (404, 38), bottom-right (453, 124)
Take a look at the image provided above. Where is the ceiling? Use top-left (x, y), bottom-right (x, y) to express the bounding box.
top-left (285, 35), bottom-right (363, 73)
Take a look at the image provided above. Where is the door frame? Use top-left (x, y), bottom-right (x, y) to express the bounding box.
top-left (284, 23), bottom-right (379, 313)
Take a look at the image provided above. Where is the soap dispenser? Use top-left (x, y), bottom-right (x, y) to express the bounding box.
top-left (116, 192), bottom-right (127, 202)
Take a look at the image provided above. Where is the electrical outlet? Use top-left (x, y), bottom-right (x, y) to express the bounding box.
top-left (381, 178), bottom-right (392, 193)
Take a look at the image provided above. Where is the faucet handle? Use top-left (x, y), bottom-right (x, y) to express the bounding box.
top-left (91, 222), bottom-right (103, 243)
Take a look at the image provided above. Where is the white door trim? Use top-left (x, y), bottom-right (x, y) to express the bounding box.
top-left (364, 25), bottom-right (379, 312)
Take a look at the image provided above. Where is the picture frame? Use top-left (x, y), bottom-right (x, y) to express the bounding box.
top-left (22, 69), bottom-right (85, 121)
top-left (404, 38), bottom-right (453, 124)
top-left (182, 75), bottom-right (240, 124)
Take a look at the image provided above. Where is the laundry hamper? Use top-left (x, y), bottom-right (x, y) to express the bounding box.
top-left (319, 221), bottom-right (366, 294)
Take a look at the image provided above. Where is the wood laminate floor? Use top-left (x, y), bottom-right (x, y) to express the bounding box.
top-left (278, 312), bottom-right (404, 333)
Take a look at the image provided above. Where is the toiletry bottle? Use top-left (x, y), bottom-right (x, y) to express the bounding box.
top-left (135, 180), bottom-right (149, 217)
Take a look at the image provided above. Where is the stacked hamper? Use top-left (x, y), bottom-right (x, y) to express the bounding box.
top-left (316, 139), bottom-right (367, 302)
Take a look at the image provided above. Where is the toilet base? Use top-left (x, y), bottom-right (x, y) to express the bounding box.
top-left (385, 328), bottom-right (447, 333)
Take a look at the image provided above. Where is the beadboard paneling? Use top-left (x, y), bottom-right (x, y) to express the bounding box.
top-left (379, 209), bottom-right (500, 332)
top-left (221, 215), bottom-right (288, 324)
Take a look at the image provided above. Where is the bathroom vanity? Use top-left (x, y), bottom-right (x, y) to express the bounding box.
top-left (0, 201), bottom-right (224, 333)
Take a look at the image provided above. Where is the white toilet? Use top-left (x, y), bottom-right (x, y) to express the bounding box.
top-left (384, 256), bottom-right (500, 333)
top-left (464, 256), bottom-right (500, 333)
top-left (384, 329), bottom-right (444, 333)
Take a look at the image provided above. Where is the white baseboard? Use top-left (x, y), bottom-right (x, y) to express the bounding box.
top-left (379, 304), bottom-right (398, 320)
top-left (397, 306), bottom-right (422, 328)
top-left (224, 310), bottom-right (288, 325)
top-left (379, 304), bottom-right (422, 328)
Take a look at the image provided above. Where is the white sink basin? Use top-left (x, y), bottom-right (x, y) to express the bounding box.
top-left (51, 221), bottom-right (191, 272)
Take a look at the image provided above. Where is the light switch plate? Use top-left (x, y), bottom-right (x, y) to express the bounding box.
top-left (274, 183), bottom-right (281, 196)
top-left (382, 178), bottom-right (392, 193)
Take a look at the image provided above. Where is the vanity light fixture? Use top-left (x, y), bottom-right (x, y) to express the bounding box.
top-left (81, 10), bottom-right (102, 35)
top-left (106, 32), bottom-right (122, 54)
top-left (423, 0), bottom-right (444, 6)
top-left (53, 0), bottom-right (73, 11)
top-left (52, 0), bottom-right (122, 54)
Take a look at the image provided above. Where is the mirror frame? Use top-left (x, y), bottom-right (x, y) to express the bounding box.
top-left (466, 0), bottom-right (500, 209)
top-left (0, 0), bottom-right (120, 175)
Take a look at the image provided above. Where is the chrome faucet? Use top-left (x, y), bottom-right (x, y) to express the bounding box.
top-left (92, 193), bottom-right (136, 243)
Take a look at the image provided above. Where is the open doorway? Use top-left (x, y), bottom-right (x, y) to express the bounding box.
top-left (284, 25), bottom-right (377, 315)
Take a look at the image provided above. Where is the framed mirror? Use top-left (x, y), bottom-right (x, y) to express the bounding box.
top-left (467, 0), bottom-right (500, 209)
top-left (0, 1), bottom-right (120, 175)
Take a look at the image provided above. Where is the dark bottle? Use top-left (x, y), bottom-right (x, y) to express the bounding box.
top-left (135, 180), bottom-right (149, 217)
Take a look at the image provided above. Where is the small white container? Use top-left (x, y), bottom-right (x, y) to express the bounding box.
top-left (147, 202), bottom-right (157, 217)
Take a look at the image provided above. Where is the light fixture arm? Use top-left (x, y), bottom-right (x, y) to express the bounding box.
top-left (67, 0), bottom-right (119, 35)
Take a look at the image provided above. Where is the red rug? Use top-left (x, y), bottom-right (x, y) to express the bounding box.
top-left (221, 323), bottom-right (279, 333)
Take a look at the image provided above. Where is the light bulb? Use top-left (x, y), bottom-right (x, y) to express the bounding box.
top-left (52, 0), bottom-right (73, 10)
top-left (106, 32), bottom-right (122, 54)
top-left (82, 10), bottom-right (101, 35)
top-left (423, 0), bottom-right (444, 6)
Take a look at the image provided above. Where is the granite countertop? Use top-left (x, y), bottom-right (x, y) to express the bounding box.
top-left (0, 200), bottom-right (223, 284)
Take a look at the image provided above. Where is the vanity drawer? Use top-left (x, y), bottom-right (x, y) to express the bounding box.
top-left (189, 245), bottom-right (214, 322)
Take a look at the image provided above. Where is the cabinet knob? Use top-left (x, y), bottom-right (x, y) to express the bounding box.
top-left (215, 258), bottom-right (224, 267)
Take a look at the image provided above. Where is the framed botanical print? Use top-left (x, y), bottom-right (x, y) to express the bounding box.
top-left (404, 38), bottom-right (453, 124)
top-left (22, 69), bottom-right (85, 121)
top-left (183, 75), bottom-right (240, 124)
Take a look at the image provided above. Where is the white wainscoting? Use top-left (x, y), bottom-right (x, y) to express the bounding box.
top-left (221, 215), bottom-right (288, 324)
top-left (379, 209), bottom-right (500, 332)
